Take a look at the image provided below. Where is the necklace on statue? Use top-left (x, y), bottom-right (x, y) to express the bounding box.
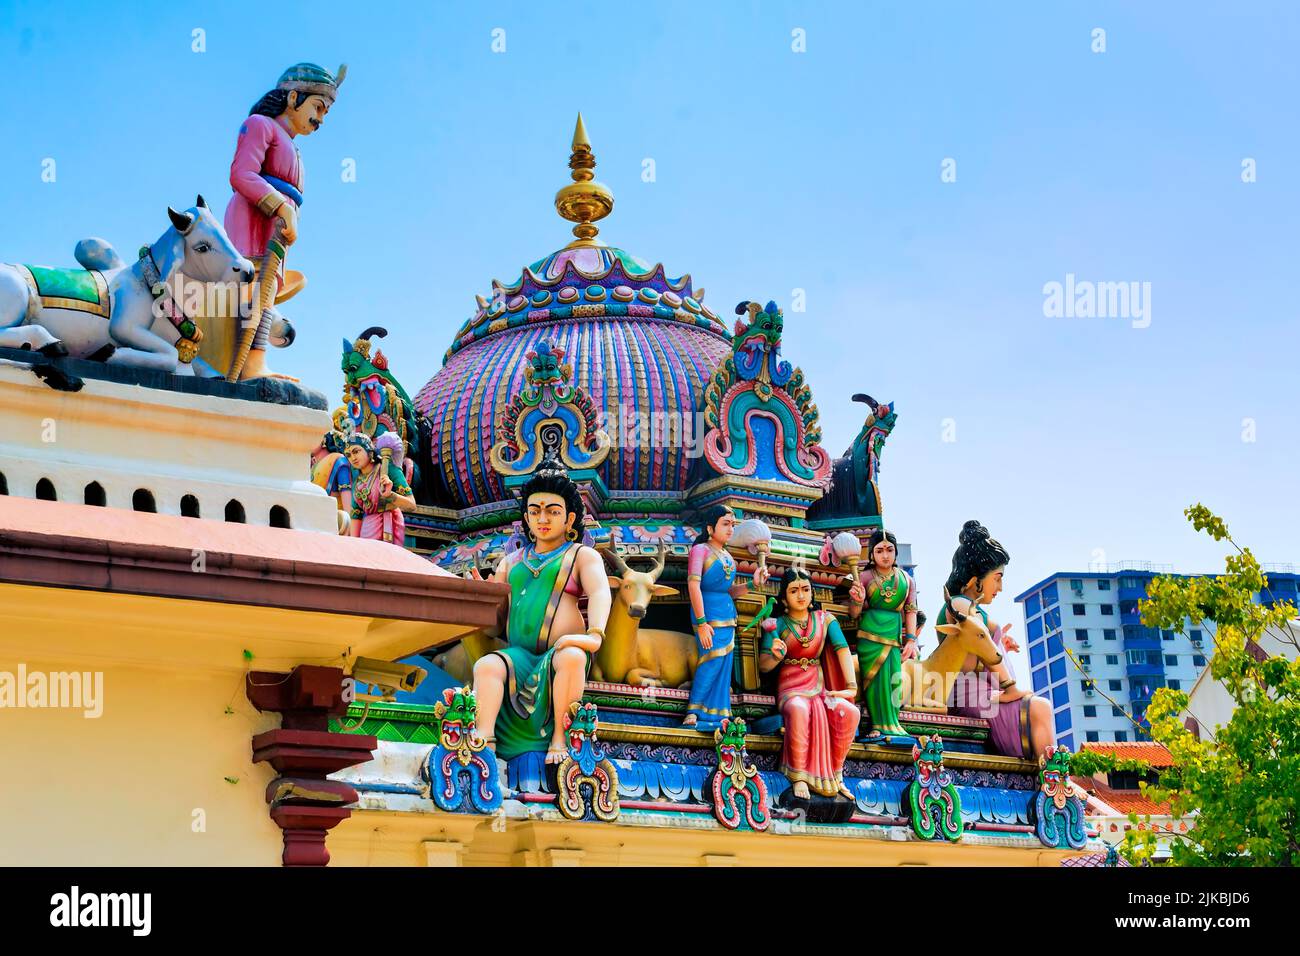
top-left (789, 613), bottom-right (815, 647)
top-left (523, 542), bottom-right (567, 578)
top-left (878, 567), bottom-right (900, 601)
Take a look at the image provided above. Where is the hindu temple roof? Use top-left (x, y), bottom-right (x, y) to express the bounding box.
top-left (415, 116), bottom-right (734, 508)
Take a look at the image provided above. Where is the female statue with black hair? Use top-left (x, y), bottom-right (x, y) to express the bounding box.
top-left (846, 529), bottom-right (918, 740)
top-left (757, 562), bottom-right (859, 799)
top-left (934, 520), bottom-right (1054, 759)
top-left (682, 506), bottom-right (769, 730)
top-left (470, 461), bottom-right (612, 763)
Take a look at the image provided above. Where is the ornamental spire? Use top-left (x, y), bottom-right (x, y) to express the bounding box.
top-left (554, 112), bottom-right (614, 248)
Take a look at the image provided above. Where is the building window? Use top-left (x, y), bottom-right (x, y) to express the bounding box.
top-left (1108, 680), bottom-right (1122, 691)
top-left (1030, 642), bottom-right (1046, 667)
top-left (132, 489), bottom-right (156, 513)
top-left (1100, 605), bottom-right (1114, 615)
top-left (1164, 655), bottom-right (1177, 667)
top-left (1083, 705), bottom-right (1097, 718)
top-left (1098, 579), bottom-right (1111, 590)
top-left (225, 499), bottom-right (246, 524)
top-left (1106, 655), bottom-right (1119, 665)
top-left (1190, 629), bottom-right (1203, 642)
top-left (1028, 617), bottom-right (1044, 641)
top-left (1112, 706), bottom-right (1123, 717)
top-left (1076, 629), bottom-right (1089, 641)
top-left (1032, 666), bottom-right (1048, 691)
top-left (1168, 679), bottom-right (1181, 690)
top-left (181, 495), bottom-right (201, 518)
top-left (1047, 634), bottom-right (1064, 658)
top-left (1049, 658), bottom-right (1066, 682)
top-left (1025, 594), bottom-right (1042, 618)
top-left (36, 478), bottom-right (57, 501)
top-left (1162, 630), bottom-right (1175, 641)
top-left (1042, 582), bottom-right (1059, 607)
top-left (1072, 603), bottom-right (1086, 615)
top-left (83, 482), bottom-right (106, 507)
top-left (1079, 655), bottom-right (1091, 666)
top-left (1104, 629), bottom-right (1117, 640)
top-left (1115, 731), bottom-right (1128, 742)
top-left (1054, 710), bottom-right (1072, 734)
top-left (1086, 731), bottom-right (1100, 742)
top-left (1193, 655), bottom-right (1207, 668)
top-left (269, 505), bottom-right (291, 529)
top-left (1051, 683), bottom-right (1069, 707)
top-left (0, 471), bottom-right (7, 495)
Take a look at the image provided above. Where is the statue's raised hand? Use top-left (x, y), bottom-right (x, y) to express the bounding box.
top-left (769, 637), bottom-right (787, 661)
top-left (848, 581), bottom-right (866, 605)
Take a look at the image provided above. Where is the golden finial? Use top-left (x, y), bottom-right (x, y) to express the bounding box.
top-left (555, 112), bottom-right (614, 248)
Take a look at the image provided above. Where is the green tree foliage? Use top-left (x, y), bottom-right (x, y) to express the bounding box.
top-left (1073, 505), bottom-right (1299, 865)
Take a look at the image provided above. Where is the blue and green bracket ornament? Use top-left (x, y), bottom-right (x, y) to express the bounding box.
top-left (709, 717), bottom-right (771, 831)
top-left (1031, 745), bottom-right (1088, 850)
top-left (907, 735), bottom-right (964, 842)
top-left (556, 701), bottom-right (620, 822)
top-left (422, 686), bottom-right (503, 814)
top-left (701, 300), bottom-right (830, 487)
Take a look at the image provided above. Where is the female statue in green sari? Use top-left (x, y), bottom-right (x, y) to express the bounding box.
top-left (470, 461), bottom-right (612, 763)
top-left (846, 529), bottom-right (917, 740)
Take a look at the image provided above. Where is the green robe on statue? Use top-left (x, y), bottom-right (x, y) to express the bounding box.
top-left (855, 567), bottom-right (917, 737)
top-left (490, 543), bottom-right (586, 760)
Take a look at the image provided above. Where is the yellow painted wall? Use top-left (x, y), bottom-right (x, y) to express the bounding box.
top-left (0, 649), bottom-right (284, 866)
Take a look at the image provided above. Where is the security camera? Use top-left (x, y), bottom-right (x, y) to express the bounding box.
top-left (346, 657), bottom-right (427, 703)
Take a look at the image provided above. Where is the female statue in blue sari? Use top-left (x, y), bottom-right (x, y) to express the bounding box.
top-left (682, 506), bottom-right (769, 731)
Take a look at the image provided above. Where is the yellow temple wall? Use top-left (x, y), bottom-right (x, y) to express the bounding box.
top-left (0, 583), bottom-right (481, 866)
top-left (0, 648), bottom-right (285, 866)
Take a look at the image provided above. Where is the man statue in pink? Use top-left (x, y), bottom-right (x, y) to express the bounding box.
top-left (223, 62), bottom-right (346, 380)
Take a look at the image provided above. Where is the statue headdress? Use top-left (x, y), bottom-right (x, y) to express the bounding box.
top-left (277, 62), bottom-right (348, 101)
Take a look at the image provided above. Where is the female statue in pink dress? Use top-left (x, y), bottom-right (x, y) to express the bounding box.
top-left (757, 563), bottom-right (860, 800)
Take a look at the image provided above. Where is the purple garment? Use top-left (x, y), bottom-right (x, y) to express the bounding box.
top-left (950, 672), bottom-right (1032, 758)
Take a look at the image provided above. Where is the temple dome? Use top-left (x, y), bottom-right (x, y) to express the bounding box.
top-left (413, 241), bottom-right (731, 508)
top-left (413, 116), bottom-right (734, 510)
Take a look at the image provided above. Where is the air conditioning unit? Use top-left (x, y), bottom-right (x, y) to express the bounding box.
top-left (1084, 688), bottom-right (1095, 698)
top-left (1081, 640), bottom-right (1092, 648)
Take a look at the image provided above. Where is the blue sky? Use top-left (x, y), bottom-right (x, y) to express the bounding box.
top-left (2, 1), bottom-right (1297, 667)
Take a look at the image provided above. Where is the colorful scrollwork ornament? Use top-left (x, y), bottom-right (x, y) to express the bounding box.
top-left (555, 701), bottom-right (620, 822)
top-left (1032, 745), bottom-right (1087, 849)
top-left (907, 734), bottom-right (964, 842)
top-left (708, 718), bottom-right (771, 831)
top-left (422, 686), bottom-right (502, 814)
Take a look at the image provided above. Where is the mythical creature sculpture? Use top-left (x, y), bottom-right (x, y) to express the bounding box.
top-left (907, 735), bottom-right (964, 841)
top-left (1032, 745), bottom-right (1088, 849)
top-left (708, 718), bottom-right (770, 831)
top-left (555, 701), bottom-right (620, 821)
top-left (489, 339), bottom-right (610, 476)
top-left (595, 542), bottom-right (698, 687)
top-left (422, 686), bottom-right (502, 814)
top-left (701, 300), bottom-right (831, 486)
top-left (340, 327), bottom-right (427, 494)
top-left (0, 198), bottom-right (252, 372)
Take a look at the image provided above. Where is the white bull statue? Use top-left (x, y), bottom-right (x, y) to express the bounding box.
top-left (0, 196), bottom-right (265, 375)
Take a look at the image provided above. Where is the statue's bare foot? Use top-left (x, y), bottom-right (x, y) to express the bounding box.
top-left (681, 714), bottom-right (698, 727)
top-left (792, 781), bottom-right (810, 800)
top-left (545, 737), bottom-right (567, 764)
top-left (838, 784), bottom-right (854, 800)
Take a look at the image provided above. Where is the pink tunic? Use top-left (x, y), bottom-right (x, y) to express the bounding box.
top-left (223, 114), bottom-right (303, 260)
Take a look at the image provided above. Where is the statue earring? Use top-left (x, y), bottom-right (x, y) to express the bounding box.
top-left (567, 528), bottom-right (580, 542)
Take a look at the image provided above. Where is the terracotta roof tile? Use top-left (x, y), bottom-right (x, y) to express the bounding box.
top-left (1081, 741), bottom-right (1175, 767)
